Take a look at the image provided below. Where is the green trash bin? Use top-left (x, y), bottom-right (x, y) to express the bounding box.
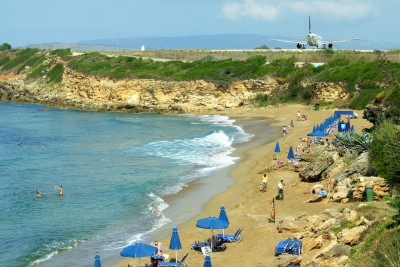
top-left (314, 103), bottom-right (320, 111)
top-left (365, 185), bottom-right (374, 202)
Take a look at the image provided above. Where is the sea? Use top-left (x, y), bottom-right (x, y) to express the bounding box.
top-left (0, 102), bottom-right (277, 267)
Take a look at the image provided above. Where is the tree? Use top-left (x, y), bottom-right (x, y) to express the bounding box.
top-left (254, 45), bottom-right (269, 49)
top-left (0, 43), bottom-right (12, 51)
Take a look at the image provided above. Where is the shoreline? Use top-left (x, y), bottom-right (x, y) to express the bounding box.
top-left (112, 104), bottom-right (371, 267)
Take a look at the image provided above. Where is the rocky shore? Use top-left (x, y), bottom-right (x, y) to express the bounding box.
top-left (0, 54), bottom-right (351, 113)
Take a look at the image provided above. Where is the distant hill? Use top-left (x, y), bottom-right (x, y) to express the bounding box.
top-left (25, 34), bottom-right (400, 51)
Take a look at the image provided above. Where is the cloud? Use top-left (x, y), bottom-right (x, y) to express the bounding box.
top-left (222, 0), bottom-right (374, 21)
top-left (291, 0), bottom-right (373, 19)
top-left (222, 0), bottom-right (279, 21)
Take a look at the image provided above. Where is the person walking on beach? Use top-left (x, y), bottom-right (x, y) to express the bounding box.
top-left (276, 180), bottom-right (285, 200)
top-left (297, 111), bottom-right (301, 121)
top-left (290, 119), bottom-right (294, 128)
top-left (260, 174), bottom-right (268, 192)
top-left (282, 126), bottom-right (287, 136)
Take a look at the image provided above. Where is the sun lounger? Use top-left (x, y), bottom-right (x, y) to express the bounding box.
top-left (158, 253), bottom-right (189, 267)
top-left (215, 227), bottom-right (244, 243)
top-left (191, 238), bottom-right (227, 252)
top-left (275, 238), bottom-right (302, 256)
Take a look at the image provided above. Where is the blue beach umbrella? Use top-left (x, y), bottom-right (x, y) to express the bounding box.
top-left (274, 141), bottom-right (281, 160)
top-left (169, 227), bottom-right (182, 263)
top-left (218, 205), bottom-right (230, 237)
top-left (94, 253), bottom-right (101, 267)
top-left (218, 205), bottom-right (229, 225)
top-left (196, 216), bottom-right (229, 254)
top-left (120, 242), bottom-right (158, 267)
top-left (287, 146), bottom-right (295, 161)
top-left (203, 255), bottom-right (212, 267)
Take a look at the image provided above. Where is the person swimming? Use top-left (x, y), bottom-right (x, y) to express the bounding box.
top-left (36, 189), bottom-right (41, 198)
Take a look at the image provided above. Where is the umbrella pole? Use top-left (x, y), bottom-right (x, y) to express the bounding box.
top-left (176, 251), bottom-right (178, 263)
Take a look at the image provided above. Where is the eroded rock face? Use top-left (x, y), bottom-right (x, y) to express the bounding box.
top-left (0, 66), bottom-right (353, 112)
top-left (299, 151), bottom-right (340, 182)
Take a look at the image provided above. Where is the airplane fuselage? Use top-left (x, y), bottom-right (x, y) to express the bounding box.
top-left (306, 33), bottom-right (322, 47)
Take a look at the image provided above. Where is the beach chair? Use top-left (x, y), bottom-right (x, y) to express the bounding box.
top-left (158, 253), bottom-right (189, 267)
top-left (275, 238), bottom-right (293, 256)
top-left (216, 227), bottom-right (244, 243)
top-left (191, 238), bottom-right (227, 252)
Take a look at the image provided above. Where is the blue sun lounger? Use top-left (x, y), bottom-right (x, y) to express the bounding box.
top-left (158, 253), bottom-right (189, 267)
top-left (215, 227), bottom-right (244, 243)
top-left (275, 238), bottom-right (302, 256)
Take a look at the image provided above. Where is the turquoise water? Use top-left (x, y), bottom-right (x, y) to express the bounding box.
top-left (0, 102), bottom-right (253, 267)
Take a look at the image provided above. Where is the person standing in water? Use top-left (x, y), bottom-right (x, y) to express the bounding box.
top-left (54, 185), bottom-right (63, 196)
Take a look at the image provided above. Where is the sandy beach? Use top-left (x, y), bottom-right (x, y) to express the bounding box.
top-left (112, 104), bottom-right (372, 267)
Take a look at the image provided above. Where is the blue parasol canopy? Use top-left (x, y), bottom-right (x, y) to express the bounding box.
top-left (274, 141), bottom-right (281, 153)
top-left (169, 227), bottom-right (182, 263)
top-left (287, 146), bottom-right (295, 160)
top-left (218, 205), bottom-right (229, 225)
top-left (203, 255), bottom-right (212, 267)
top-left (196, 216), bottom-right (229, 230)
top-left (120, 242), bottom-right (158, 258)
top-left (94, 253), bottom-right (101, 267)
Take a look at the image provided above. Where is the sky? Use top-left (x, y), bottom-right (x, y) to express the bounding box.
top-left (1, 0), bottom-right (400, 48)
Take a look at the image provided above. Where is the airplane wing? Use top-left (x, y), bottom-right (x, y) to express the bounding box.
top-left (324, 38), bottom-right (361, 44)
top-left (268, 38), bottom-right (306, 45)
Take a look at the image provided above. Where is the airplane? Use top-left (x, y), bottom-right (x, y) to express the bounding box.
top-left (269, 16), bottom-right (360, 49)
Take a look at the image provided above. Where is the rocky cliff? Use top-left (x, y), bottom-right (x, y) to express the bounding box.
top-left (0, 66), bottom-right (350, 112)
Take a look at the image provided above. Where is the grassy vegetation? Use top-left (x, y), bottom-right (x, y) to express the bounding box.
top-left (1, 48), bottom-right (40, 71)
top-left (47, 63), bottom-right (64, 83)
top-left (50, 48), bottom-right (72, 60)
top-left (26, 64), bottom-right (47, 79)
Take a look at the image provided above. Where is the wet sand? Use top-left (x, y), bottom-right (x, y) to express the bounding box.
top-left (112, 105), bottom-right (371, 267)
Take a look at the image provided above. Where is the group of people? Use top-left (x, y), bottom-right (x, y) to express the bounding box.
top-left (36, 185), bottom-right (63, 197)
top-left (297, 111), bottom-right (308, 121)
top-left (260, 174), bottom-right (285, 200)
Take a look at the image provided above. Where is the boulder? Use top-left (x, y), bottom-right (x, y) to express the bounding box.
top-left (342, 208), bottom-right (358, 222)
top-left (335, 152), bottom-right (370, 182)
top-left (304, 195), bottom-right (324, 203)
top-left (303, 235), bottom-right (324, 251)
top-left (299, 150), bottom-right (340, 182)
top-left (275, 254), bottom-right (302, 267)
top-left (337, 226), bottom-right (368, 245)
top-left (277, 221), bottom-right (301, 233)
top-left (312, 240), bottom-right (351, 263)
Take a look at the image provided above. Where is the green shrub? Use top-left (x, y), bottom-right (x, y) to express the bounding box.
top-left (26, 64), bottom-right (47, 79)
top-left (0, 56), bottom-right (11, 66)
top-left (47, 63), bottom-right (64, 83)
top-left (349, 87), bottom-right (383, 109)
top-left (50, 49), bottom-right (72, 59)
top-left (2, 48), bottom-right (39, 71)
top-left (16, 55), bottom-right (46, 73)
top-left (0, 43), bottom-right (12, 51)
top-left (369, 120), bottom-right (400, 184)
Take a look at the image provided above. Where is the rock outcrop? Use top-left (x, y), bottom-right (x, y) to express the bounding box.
top-left (0, 61), bottom-right (355, 112)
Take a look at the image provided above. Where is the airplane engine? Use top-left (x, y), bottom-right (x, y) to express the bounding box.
top-left (297, 43), bottom-right (304, 49)
top-left (328, 43), bottom-right (333, 49)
